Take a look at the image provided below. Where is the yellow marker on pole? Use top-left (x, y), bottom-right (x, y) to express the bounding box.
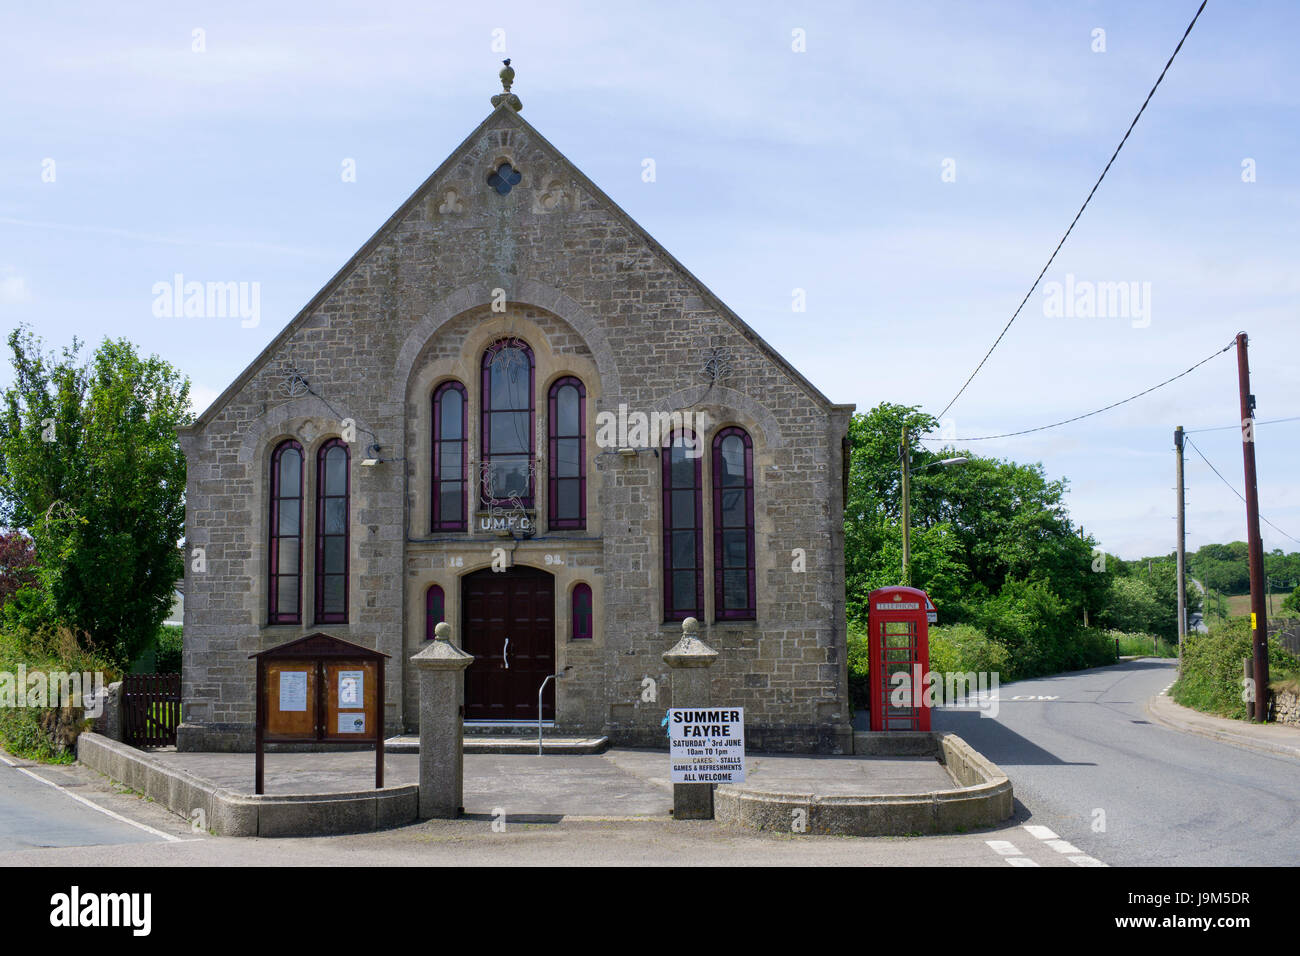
top-left (1251, 612), bottom-right (1257, 631)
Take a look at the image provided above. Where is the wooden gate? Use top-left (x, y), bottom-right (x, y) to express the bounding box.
top-left (121, 673), bottom-right (181, 748)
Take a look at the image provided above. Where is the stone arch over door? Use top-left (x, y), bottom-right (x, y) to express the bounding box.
top-left (461, 565), bottom-right (556, 721)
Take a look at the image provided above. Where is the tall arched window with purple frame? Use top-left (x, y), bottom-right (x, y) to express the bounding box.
top-left (432, 381), bottom-right (468, 532)
top-left (548, 376), bottom-right (586, 529)
top-left (425, 584), bottom-right (445, 640)
top-left (662, 429), bottom-right (703, 621)
top-left (482, 339), bottom-right (535, 508)
top-left (713, 427), bottom-right (755, 620)
top-left (571, 583), bottom-right (592, 640)
top-left (268, 440), bottom-right (303, 625)
top-left (315, 438), bottom-right (349, 624)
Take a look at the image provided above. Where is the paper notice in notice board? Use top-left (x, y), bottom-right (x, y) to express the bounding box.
top-left (337, 712), bottom-right (366, 734)
top-left (278, 671), bottom-right (308, 712)
top-left (338, 670), bottom-right (364, 708)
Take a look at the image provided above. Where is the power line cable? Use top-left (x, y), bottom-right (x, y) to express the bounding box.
top-left (1185, 415), bottom-right (1300, 434)
top-left (935, 0), bottom-right (1209, 421)
top-left (1184, 435), bottom-right (1300, 546)
top-left (919, 339), bottom-right (1232, 442)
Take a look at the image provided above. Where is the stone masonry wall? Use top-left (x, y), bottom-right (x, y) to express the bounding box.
top-left (177, 105), bottom-right (852, 753)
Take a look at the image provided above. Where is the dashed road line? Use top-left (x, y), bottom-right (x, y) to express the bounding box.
top-left (985, 839), bottom-right (1021, 856)
top-left (1021, 824), bottom-right (1107, 867)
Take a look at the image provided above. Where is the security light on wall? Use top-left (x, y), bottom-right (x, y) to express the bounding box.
top-left (360, 444), bottom-right (382, 466)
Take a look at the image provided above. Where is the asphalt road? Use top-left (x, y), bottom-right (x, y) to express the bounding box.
top-left (934, 658), bottom-right (1300, 866)
top-left (0, 757), bottom-right (170, 851)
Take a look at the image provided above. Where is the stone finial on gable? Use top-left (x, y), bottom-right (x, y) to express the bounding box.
top-left (491, 58), bottom-right (523, 112)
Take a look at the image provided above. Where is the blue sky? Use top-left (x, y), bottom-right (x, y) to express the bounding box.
top-left (2, 0), bottom-right (1297, 560)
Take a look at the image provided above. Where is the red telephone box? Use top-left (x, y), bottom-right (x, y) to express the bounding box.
top-left (867, 586), bottom-right (932, 731)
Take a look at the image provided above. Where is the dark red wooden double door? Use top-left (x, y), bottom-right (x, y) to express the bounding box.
top-left (462, 566), bottom-right (555, 720)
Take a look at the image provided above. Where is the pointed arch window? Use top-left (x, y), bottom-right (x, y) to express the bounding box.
top-left (268, 440), bottom-right (304, 624)
top-left (713, 427), bottom-right (756, 620)
top-left (315, 438), bottom-right (349, 624)
top-left (572, 583), bottom-right (593, 640)
top-left (548, 376), bottom-right (586, 529)
top-left (482, 339), bottom-right (535, 507)
top-left (432, 381), bottom-right (468, 532)
top-left (662, 430), bottom-right (704, 621)
top-left (425, 584), bottom-right (446, 640)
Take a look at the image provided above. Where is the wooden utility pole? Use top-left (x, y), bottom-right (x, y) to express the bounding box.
top-left (1175, 425), bottom-right (1186, 674)
top-left (1236, 332), bottom-right (1270, 722)
top-left (1079, 525), bottom-right (1089, 627)
top-left (900, 427), bottom-right (911, 586)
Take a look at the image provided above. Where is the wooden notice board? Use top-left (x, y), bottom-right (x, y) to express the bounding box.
top-left (251, 633), bottom-right (389, 794)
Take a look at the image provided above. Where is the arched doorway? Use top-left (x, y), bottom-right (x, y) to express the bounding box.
top-left (461, 565), bottom-right (556, 720)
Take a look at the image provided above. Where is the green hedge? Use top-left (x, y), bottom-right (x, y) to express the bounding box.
top-left (1172, 618), bottom-right (1300, 719)
top-left (846, 620), bottom-right (1147, 712)
top-left (1109, 629), bottom-right (1177, 658)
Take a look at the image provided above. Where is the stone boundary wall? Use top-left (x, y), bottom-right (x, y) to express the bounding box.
top-left (76, 733), bottom-right (417, 837)
top-left (1273, 689), bottom-right (1300, 726)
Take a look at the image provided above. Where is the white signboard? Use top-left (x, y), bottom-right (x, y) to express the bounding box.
top-left (278, 671), bottom-right (308, 712)
top-left (338, 670), bottom-right (364, 709)
top-left (337, 712), bottom-right (366, 734)
top-left (668, 708), bottom-right (746, 783)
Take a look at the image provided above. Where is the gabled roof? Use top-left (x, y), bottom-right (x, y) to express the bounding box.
top-left (186, 103), bottom-right (847, 433)
top-left (250, 632), bottom-right (389, 660)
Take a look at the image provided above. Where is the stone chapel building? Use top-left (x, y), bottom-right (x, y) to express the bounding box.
top-left (176, 65), bottom-right (855, 754)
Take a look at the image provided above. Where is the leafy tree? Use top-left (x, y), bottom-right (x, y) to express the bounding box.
top-left (0, 328), bottom-right (191, 667)
top-left (1099, 575), bottom-right (1161, 634)
top-left (1190, 542), bottom-right (1251, 594)
top-left (843, 402), bottom-right (1110, 631)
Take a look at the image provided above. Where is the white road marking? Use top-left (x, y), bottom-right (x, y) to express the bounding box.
top-left (1045, 839), bottom-right (1082, 855)
top-left (1006, 856), bottom-right (1040, 867)
top-left (0, 752), bottom-right (183, 842)
top-left (985, 839), bottom-right (1021, 856)
top-left (1020, 822), bottom-right (1108, 867)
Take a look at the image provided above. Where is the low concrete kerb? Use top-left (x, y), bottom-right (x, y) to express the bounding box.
top-left (715, 732), bottom-right (1013, 836)
top-left (76, 732), bottom-right (418, 837)
top-left (1147, 692), bottom-right (1300, 762)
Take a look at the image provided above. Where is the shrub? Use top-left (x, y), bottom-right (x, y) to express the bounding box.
top-left (847, 626), bottom-right (870, 712)
top-left (1109, 629), bottom-right (1177, 658)
top-left (927, 624), bottom-right (1009, 703)
top-left (976, 578), bottom-right (1075, 679)
top-left (0, 624), bottom-right (118, 762)
top-left (1172, 618), bottom-right (1300, 719)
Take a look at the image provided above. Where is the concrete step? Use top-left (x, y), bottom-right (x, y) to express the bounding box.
top-left (463, 722), bottom-right (556, 738)
top-left (384, 735), bottom-right (609, 755)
